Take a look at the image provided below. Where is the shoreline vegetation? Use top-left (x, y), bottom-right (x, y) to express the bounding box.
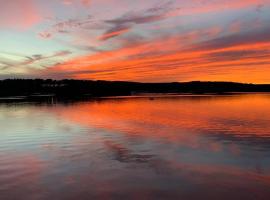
top-left (0, 79), bottom-right (270, 101)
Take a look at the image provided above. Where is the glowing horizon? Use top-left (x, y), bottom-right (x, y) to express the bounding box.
top-left (0, 0), bottom-right (270, 83)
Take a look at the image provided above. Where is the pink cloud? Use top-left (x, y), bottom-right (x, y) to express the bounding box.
top-left (81, 0), bottom-right (91, 6)
top-left (62, 0), bottom-right (91, 6)
top-left (62, 0), bottom-right (73, 5)
top-left (155, 0), bottom-right (269, 19)
top-left (0, 0), bottom-right (41, 29)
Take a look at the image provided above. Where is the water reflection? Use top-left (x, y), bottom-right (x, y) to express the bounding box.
top-left (0, 94), bottom-right (270, 199)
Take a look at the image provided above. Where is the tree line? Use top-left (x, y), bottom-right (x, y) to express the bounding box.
top-left (0, 79), bottom-right (270, 98)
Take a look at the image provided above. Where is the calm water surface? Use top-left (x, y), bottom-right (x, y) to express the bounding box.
top-left (0, 94), bottom-right (270, 200)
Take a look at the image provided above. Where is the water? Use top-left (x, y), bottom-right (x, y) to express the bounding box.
top-left (0, 94), bottom-right (270, 200)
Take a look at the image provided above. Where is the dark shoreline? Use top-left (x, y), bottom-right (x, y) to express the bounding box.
top-left (0, 79), bottom-right (270, 101)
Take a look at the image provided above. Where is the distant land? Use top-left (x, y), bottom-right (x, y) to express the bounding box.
top-left (0, 79), bottom-right (270, 100)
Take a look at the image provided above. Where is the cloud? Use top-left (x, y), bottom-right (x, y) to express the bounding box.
top-left (2, 0), bottom-right (270, 82)
top-left (178, 0), bottom-right (268, 15)
top-left (22, 50), bottom-right (72, 65)
top-left (81, 0), bottom-right (91, 6)
top-left (62, 0), bottom-right (91, 6)
top-left (190, 26), bottom-right (270, 52)
top-left (40, 24), bottom-right (270, 83)
top-left (53, 50), bottom-right (73, 57)
top-left (40, 0), bottom-right (178, 41)
top-left (62, 0), bottom-right (73, 5)
top-left (98, 24), bottom-right (131, 41)
top-left (38, 32), bottom-right (53, 39)
top-left (205, 49), bottom-right (270, 63)
top-left (0, 0), bottom-right (41, 29)
top-left (38, 15), bottom-right (93, 39)
top-left (99, 1), bottom-right (177, 40)
top-left (0, 50), bottom-right (72, 71)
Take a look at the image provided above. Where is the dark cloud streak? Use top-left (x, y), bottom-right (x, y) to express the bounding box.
top-left (100, 0), bottom-right (176, 40)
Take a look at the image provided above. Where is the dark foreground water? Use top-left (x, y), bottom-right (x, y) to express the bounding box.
top-left (0, 94), bottom-right (270, 200)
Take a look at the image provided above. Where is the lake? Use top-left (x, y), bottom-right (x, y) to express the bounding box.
top-left (0, 94), bottom-right (270, 200)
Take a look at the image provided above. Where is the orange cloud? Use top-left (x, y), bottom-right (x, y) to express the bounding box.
top-left (41, 24), bottom-right (270, 83)
top-left (98, 28), bottom-right (130, 41)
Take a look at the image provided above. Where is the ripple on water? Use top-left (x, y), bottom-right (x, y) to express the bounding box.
top-left (1, 95), bottom-right (270, 200)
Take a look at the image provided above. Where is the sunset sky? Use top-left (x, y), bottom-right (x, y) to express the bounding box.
top-left (0, 0), bottom-right (270, 83)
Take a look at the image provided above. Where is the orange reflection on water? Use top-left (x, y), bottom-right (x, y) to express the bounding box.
top-left (1, 94), bottom-right (270, 199)
top-left (53, 94), bottom-right (270, 145)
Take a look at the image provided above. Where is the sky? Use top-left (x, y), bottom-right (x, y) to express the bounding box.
top-left (0, 0), bottom-right (270, 83)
